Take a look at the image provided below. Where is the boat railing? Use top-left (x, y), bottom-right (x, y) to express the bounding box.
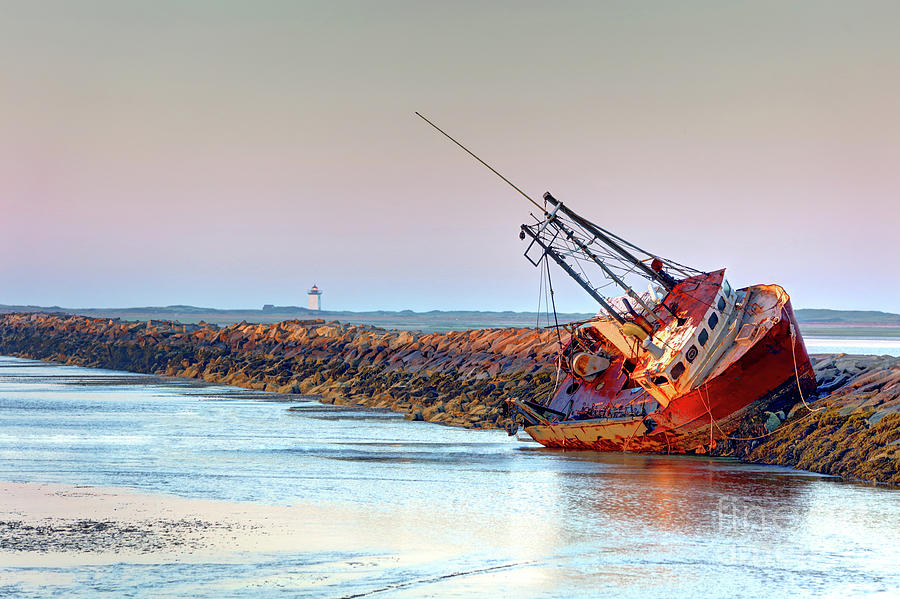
top-left (569, 403), bottom-right (649, 422)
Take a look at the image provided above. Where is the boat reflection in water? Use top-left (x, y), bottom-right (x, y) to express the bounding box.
top-left (494, 449), bottom-right (898, 598)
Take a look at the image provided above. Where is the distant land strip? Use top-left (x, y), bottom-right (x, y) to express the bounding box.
top-left (0, 312), bottom-right (898, 484)
top-left (1, 303), bottom-right (899, 335)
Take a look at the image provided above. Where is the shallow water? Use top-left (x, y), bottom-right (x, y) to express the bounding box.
top-left (0, 355), bottom-right (898, 598)
top-left (805, 336), bottom-right (900, 357)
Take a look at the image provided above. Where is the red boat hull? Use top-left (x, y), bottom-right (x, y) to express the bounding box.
top-left (524, 300), bottom-right (816, 453)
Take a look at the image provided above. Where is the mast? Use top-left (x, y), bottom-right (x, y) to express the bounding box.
top-left (547, 215), bottom-right (663, 325)
top-left (414, 112), bottom-right (694, 326)
top-left (520, 225), bottom-right (626, 324)
top-left (542, 192), bottom-right (676, 291)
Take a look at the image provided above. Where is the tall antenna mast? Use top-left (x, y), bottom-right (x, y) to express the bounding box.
top-left (416, 112), bottom-right (682, 325)
top-left (415, 112), bottom-right (543, 211)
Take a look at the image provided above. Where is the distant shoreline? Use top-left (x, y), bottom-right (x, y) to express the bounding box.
top-left (801, 327), bottom-right (900, 339)
top-left (2, 303), bottom-right (898, 336)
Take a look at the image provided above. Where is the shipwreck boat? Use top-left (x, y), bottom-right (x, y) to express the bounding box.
top-left (506, 192), bottom-right (816, 453)
top-left (413, 111), bottom-right (815, 454)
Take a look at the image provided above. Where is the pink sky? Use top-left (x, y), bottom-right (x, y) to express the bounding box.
top-left (1, 2), bottom-right (897, 312)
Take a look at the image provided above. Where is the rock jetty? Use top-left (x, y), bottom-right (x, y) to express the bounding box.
top-left (731, 354), bottom-right (900, 484)
top-left (1, 312), bottom-right (898, 484)
top-left (0, 312), bottom-right (560, 429)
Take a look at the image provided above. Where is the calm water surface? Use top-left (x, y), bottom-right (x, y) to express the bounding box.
top-left (806, 336), bottom-right (900, 356)
top-left (0, 355), bottom-right (898, 598)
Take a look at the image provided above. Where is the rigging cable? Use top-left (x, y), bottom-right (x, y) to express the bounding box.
top-left (543, 256), bottom-right (565, 405)
top-left (535, 254), bottom-right (546, 329)
top-left (545, 254), bottom-right (564, 356)
top-left (415, 112), bottom-right (543, 211)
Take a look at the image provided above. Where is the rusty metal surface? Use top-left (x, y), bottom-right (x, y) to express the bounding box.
top-left (524, 298), bottom-right (816, 453)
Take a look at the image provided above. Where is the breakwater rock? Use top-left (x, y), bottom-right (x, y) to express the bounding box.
top-left (738, 354), bottom-right (900, 484)
top-left (0, 312), bottom-right (559, 429)
top-left (1, 312), bottom-right (898, 484)
top-left (716, 354), bottom-right (900, 484)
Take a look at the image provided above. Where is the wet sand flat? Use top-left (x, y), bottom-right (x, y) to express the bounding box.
top-left (0, 481), bottom-right (527, 597)
top-left (0, 481), bottom-right (413, 567)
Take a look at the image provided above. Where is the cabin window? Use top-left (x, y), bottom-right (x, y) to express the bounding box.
top-left (670, 362), bottom-right (686, 380)
top-left (566, 382), bottom-right (579, 395)
top-left (723, 279), bottom-right (732, 297)
top-left (652, 375), bottom-right (669, 385)
top-left (685, 345), bottom-right (698, 363)
top-left (718, 296), bottom-right (726, 311)
top-left (708, 312), bottom-right (719, 330)
top-left (698, 328), bottom-right (709, 346)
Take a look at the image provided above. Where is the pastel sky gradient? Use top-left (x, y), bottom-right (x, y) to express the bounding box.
top-left (1, 1), bottom-right (897, 312)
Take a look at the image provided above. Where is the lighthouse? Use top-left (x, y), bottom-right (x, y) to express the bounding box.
top-left (307, 284), bottom-right (323, 311)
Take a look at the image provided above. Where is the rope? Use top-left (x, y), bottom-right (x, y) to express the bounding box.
top-left (621, 408), bottom-right (654, 453)
top-left (724, 408), bottom-right (824, 443)
top-left (722, 324), bottom-right (825, 443)
top-left (548, 357), bottom-right (562, 405)
top-left (790, 322), bottom-right (824, 412)
top-left (546, 257), bottom-right (564, 355)
top-left (535, 255), bottom-right (545, 329)
top-left (532, 253), bottom-right (567, 406)
top-left (693, 321), bottom-right (823, 448)
top-left (702, 388), bottom-right (715, 448)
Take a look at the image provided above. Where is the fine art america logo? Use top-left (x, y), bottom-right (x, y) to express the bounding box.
top-left (717, 496), bottom-right (801, 567)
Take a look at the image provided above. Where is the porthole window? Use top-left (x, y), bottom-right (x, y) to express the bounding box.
top-left (652, 375), bottom-right (669, 386)
top-left (685, 345), bottom-right (698, 363)
top-left (708, 312), bottom-right (719, 330)
top-left (718, 296), bottom-right (726, 311)
top-left (723, 279), bottom-right (732, 298)
top-left (698, 328), bottom-right (709, 346)
top-left (671, 362), bottom-right (686, 380)
top-left (566, 382), bottom-right (579, 395)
